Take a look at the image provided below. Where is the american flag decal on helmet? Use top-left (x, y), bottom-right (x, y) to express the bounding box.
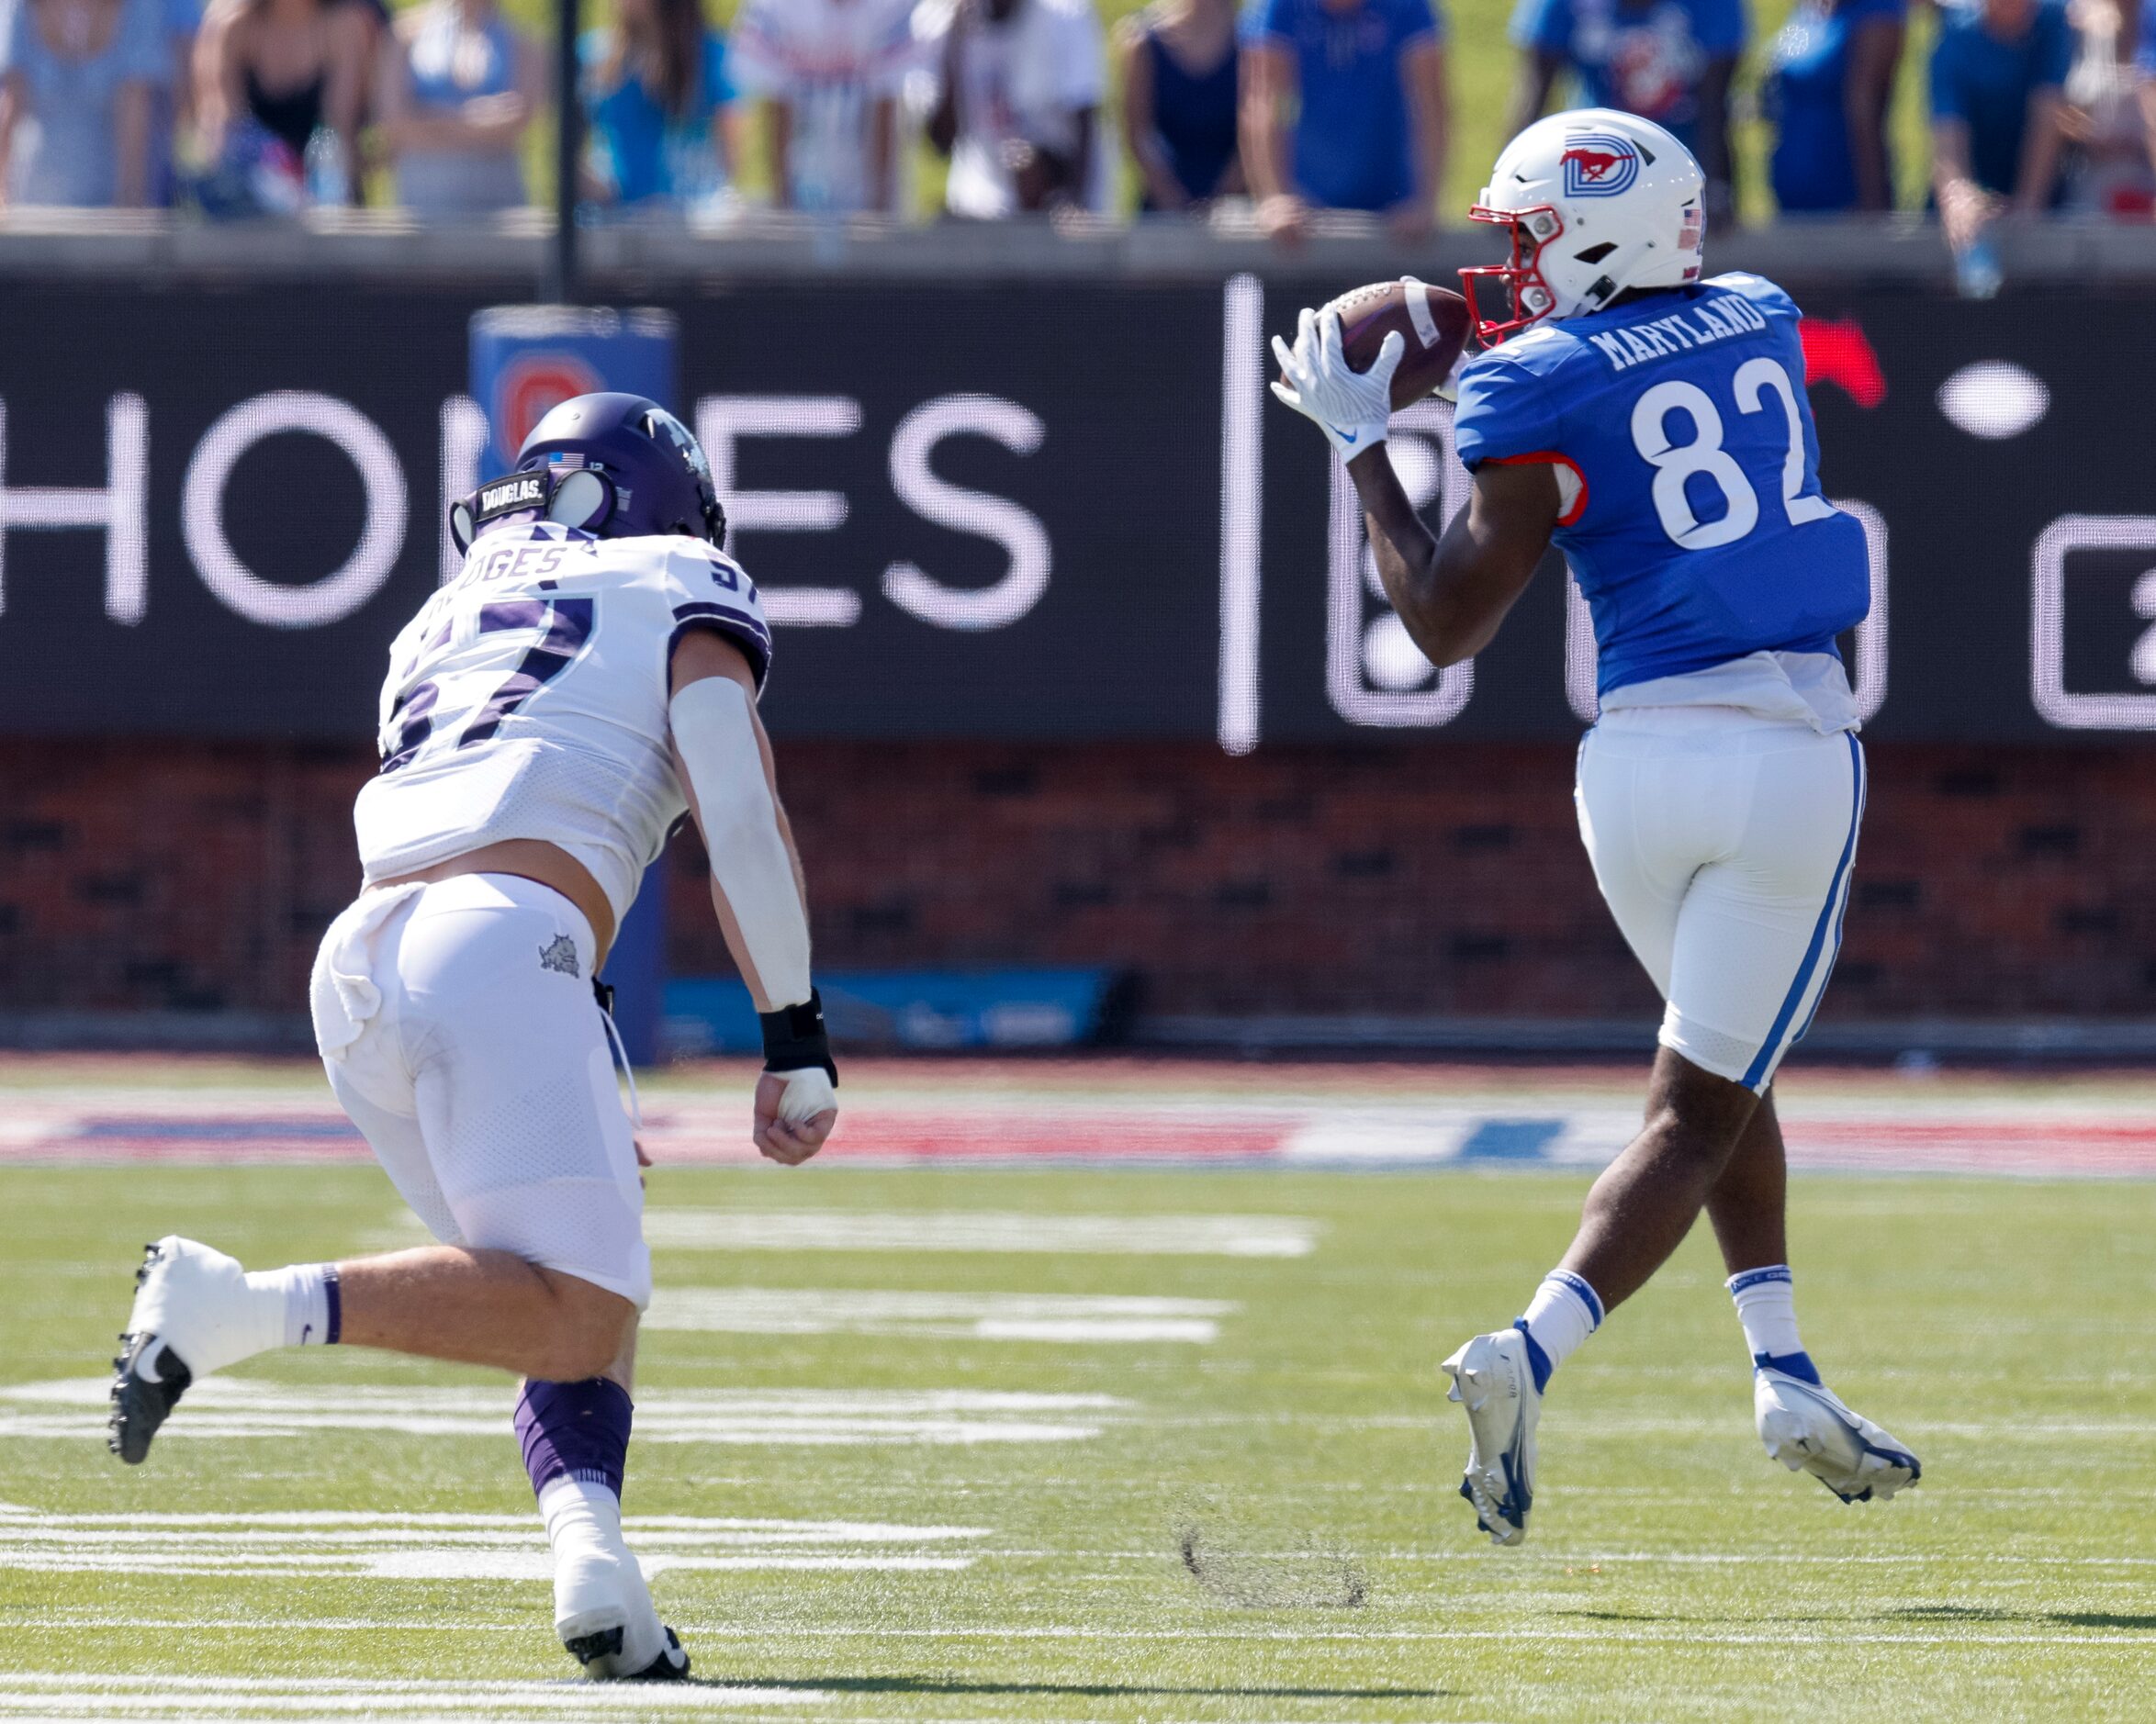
top-left (1559, 134), bottom-right (1640, 198)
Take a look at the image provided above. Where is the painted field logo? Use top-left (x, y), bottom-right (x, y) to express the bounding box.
top-left (1560, 134), bottom-right (1639, 197)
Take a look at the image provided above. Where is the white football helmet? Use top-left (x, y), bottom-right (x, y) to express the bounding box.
top-left (1462, 109), bottom-right (1706, 345)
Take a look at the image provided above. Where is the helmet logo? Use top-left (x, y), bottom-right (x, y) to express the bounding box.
top-left (639, 408), bottom-right (714, 485)
top-left (1559, 134), bottom-right (1640, 198)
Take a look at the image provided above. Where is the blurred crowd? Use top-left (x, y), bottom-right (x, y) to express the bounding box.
top-left (0, 0), bottom-right (2151, 257)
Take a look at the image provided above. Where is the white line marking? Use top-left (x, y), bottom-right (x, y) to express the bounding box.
top-left (0, 1674), bottom-right (831, 1717)
top-left (1217, 271), bottom-right (1264, 756)
top-left (639, 1207), bottom-right (1319, 1258)
top-left (0, 1381), bottom-right (1124, 1446)
top-left (645, 1289), bottom-right (1233, 1345)
top-left (0, 1508), bottom-right (989, 1583)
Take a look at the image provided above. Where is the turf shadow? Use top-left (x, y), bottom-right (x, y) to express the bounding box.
top-left (1552, 1608), bottom-right (1673, 1622)
top-left (715, 1678), bottom-right (1454, 1700)
top-left (1886, 1605), bottom-right (2156, 1631)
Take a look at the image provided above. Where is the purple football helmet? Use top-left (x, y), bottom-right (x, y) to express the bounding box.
top-left (451, 392), bottom-right (727, 554)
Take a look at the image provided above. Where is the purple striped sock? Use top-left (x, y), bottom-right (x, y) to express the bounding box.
top-left (514, 1377), bottom-right (633, 1502)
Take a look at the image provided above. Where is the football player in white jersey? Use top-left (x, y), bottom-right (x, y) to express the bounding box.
top-left (107, 394), bottom-right (837, 1682)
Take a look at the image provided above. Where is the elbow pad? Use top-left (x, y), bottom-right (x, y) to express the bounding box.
top-left (669, 677), bottom-right (813, 1011)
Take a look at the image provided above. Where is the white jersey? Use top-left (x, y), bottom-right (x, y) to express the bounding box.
top-left (353, 521), bottom-right (772, 925)
top-left (728, 0), bottom-right (920, 213)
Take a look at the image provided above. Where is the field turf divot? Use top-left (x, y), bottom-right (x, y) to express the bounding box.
top-left (1175, 1511), bottom-right (1370, 1611)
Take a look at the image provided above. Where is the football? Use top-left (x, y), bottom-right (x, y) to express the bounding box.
top-left (1301, 276), bottom-right (1473, 410)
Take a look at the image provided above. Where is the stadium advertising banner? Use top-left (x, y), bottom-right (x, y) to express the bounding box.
top-left (0, 277), bottom-right (2149, 745)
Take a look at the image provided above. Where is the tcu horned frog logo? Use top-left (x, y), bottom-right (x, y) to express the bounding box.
top-left (1559, 133), bottom-right (1641, 198)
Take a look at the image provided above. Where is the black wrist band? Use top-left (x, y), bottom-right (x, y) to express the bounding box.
top-left (759, 989), bottom-right (837, 1083)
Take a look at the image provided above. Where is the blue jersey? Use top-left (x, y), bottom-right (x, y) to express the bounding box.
top-left (1453, 273), bottom-right (1869, 698)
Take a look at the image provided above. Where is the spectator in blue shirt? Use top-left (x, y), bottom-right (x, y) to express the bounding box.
top-left (1930, 0), bottom-right (2071, 260)
top-left (1507, 0), bottom-right (1744, 222)
top-left (1240, 0), bottom-right (1448, 241)
top-left (0, 0), bottom-right (166, 206)
top-left (1764, 0), bottom-right (1905, 212)
top-left (583, 0), bottom-right (736, 210)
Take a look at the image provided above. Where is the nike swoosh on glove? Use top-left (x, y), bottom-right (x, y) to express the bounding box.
top-left (1270, 308), bottom-right (1402, 462)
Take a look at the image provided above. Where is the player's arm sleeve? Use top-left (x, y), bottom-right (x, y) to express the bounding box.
top-left (665, 548), bottom-right (774, 691)
top-left (669, 675), bottom-right (813, 1010)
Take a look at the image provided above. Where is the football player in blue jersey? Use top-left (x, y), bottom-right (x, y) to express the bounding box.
top-left (1273, 108), bottom-right (1920, 1545)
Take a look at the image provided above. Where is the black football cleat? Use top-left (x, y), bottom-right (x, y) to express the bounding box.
top-left (564, 1623), bottom-right (690, 1682)
top-left (107, 1243), bottom-right (195, 1465)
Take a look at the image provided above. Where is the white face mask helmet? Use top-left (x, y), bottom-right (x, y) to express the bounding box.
top-left (1461, 108), bottom-right (1706, 346)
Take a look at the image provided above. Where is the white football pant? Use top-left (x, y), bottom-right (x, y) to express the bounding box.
top-left (1576, 706), bottom-right (1865, 1092)
top-left (308, 872), bottom-right (652, 1308)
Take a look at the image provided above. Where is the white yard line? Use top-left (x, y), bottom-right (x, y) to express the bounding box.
top-left (0, 1505), bottom-right (989, 1583)
top-left (0, 1381), bottom-right (1127, 1447)
top-left (0, 1675), bottom-right (833, 1717)
top-left (644, 1290), bottom-right (1234, 1345)
top-left (638, 1207), bottom-right (1319, 1258)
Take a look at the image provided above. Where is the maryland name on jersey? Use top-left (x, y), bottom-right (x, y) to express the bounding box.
top-left (353, 521), bottom-right (772, 925)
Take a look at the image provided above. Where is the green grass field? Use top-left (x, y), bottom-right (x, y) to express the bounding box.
top-left (5, 1080), bottom-right (2156, 1723)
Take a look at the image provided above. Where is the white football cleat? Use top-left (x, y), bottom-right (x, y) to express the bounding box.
top-left (108, 1237), bottom-right (275, 1464)
top-left (1755, 1366), bottom-right (1921, 1505)
top-left (546, 1481), bottom-right (687, 1682)
top-left (1442, 1327), bottom-right (1541, 1546)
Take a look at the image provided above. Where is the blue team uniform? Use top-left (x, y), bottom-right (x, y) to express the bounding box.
top-left (1452, 272), bottom-right (1870, 698)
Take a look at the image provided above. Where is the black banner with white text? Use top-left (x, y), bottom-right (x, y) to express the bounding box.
top-left (0, 276), bottom-right (2148, 744)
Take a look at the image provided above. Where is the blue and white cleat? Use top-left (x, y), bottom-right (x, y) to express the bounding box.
top-left (1442, 1328), bottom-right (1541, 1547)
top-left (1755, 1366), bottom-right (1921, 1505)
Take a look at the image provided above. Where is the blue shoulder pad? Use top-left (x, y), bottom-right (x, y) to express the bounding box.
top-left (1452, 328), bottom-right (1588, 468)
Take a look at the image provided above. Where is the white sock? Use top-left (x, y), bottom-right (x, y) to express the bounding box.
top-left (539, 1475), bottom-right (663, 1667)
top-left (242, 1263), bottom-right (337, 1349)
top-left (1728, 1266), bottom-right (1805, 1362)
top-left (1517, 1269), bottom-right (1603, 1387)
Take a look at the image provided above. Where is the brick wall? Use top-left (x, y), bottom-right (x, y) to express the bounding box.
top-left (3, 739), bottom-right (2151, 1025)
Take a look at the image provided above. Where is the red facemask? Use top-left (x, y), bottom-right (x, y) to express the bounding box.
top-left (1458, 203), bottom-right (1566, 347)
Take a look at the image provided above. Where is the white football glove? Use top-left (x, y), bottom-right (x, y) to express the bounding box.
top-left (1270, 308), bottom-right (1403, 461)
